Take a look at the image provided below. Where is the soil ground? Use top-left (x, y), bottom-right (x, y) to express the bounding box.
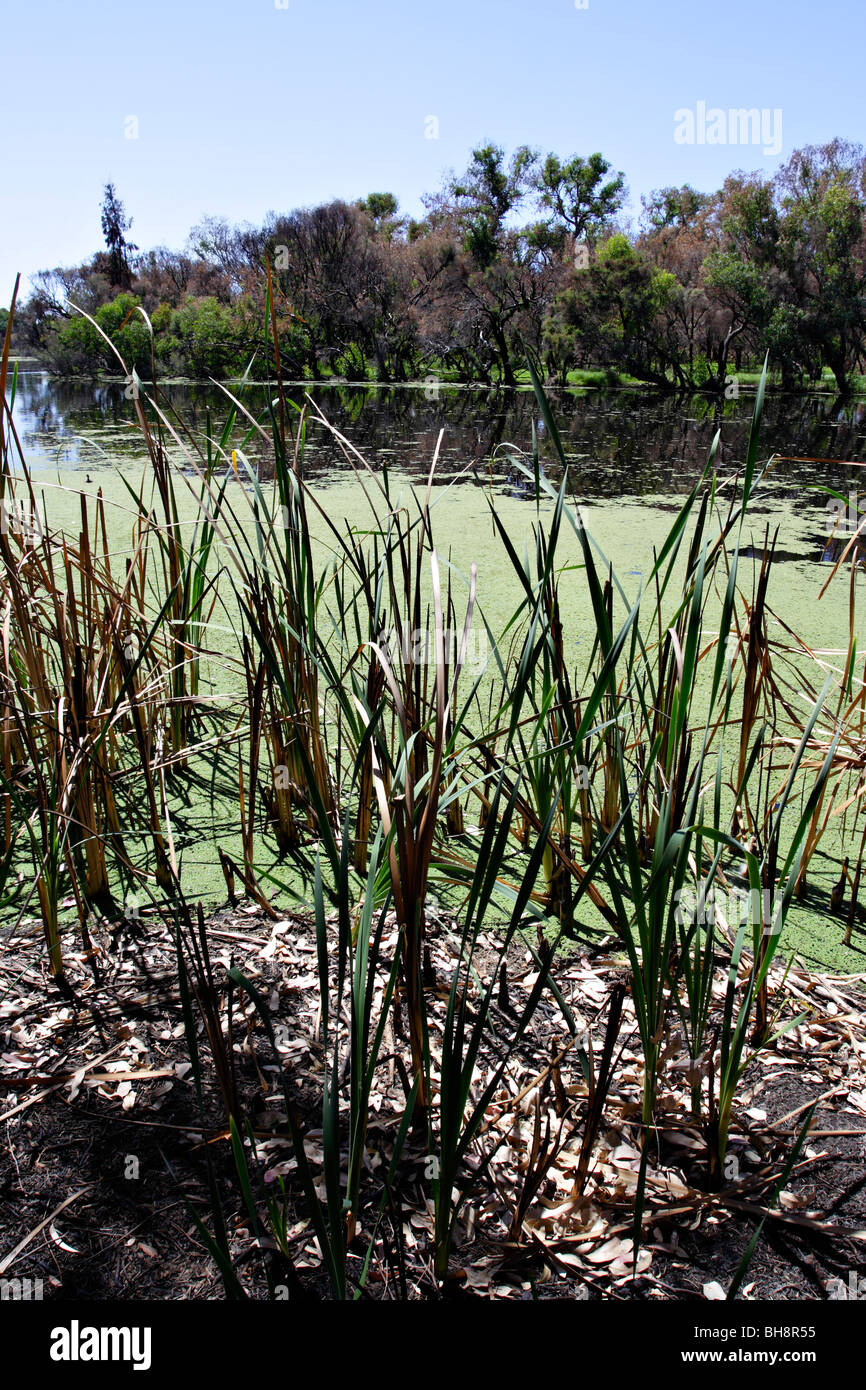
top-left (1, 901), bottom-right (864, 1302)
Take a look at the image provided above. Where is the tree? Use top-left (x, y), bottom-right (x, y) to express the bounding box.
top-left (425, 143), bottom-right (538, 258)
top-left (100, 183), bottom-right (137, 290)
top-left (772, 140), bottom-right (866, 392)
top-left (357, 193), bottom-right (405, 242)
top-left (55, 292), bottom-right (151, 374)
top-left (188, 215), bottom-right (264, 293)
top-left (639, 186), bottom-right (728, 386)
top-left (267, 200), bottom-right (420, 381)
top-left (418, 145), bottom-right (547, 386)
top-left (360, 192), bottom-right (398, 222)
top-left (534, 152), bottom-right (626, 246)
top-left (452, 144), bottom-right (536, 232)
top-left (700, 176), bottom-right (780, 385)
top-left (20, 136), bottom-right (864, 392)
top-left (640, 184), bottom-right (713, 232)
top-left (547, 234), bottom-right (678, 387)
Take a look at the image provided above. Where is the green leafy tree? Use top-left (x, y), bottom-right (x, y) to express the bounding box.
top-left (534, 152), bottom-right (626, 247)
top-left (640, 184), bottom-right (713, 232)
top-left (170, 296), bottom-right (252, 378)
top-left (357, 193), bottom-right (404, 241)
top-left (773, 140), bottom-right (866, 392)
top-left (546, 234), bottom-right (678, 386)
top-left (449, 144), bottom-right (537, 239)
top-left (55, 292), bottom-right (150, 374)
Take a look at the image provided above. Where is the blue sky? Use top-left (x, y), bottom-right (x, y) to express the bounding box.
top-left (2, 0), bottom-right (863, 300)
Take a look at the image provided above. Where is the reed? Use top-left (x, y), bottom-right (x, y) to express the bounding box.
top-left (2, 273), bottom-right (853, 1296)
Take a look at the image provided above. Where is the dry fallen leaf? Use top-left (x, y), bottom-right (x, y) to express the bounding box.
top-left (703, 1281), bottom-right (726, 1300)
top-left (584, 1236), bottom-right (632, 1265)
top-left (49, 1224), bottom-right (80, 1254)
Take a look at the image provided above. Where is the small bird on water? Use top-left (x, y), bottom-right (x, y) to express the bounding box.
top-left (830, 858), bottom-right (850, 913)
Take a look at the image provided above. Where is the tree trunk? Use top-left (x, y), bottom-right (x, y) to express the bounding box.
top-left (490, 321), bottom-right (516, 389)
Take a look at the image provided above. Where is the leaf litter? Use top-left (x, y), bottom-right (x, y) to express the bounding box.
top-left (1, 898), bottom-right (865, 1300)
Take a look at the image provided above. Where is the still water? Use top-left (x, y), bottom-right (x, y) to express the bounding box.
top-left (11, 369), bottom-right (866, 511)
top-left (8, 369), bottom-right (866, 965)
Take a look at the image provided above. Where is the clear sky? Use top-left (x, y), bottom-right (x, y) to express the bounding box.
top-left (2, 0), bottom-right (863, 301)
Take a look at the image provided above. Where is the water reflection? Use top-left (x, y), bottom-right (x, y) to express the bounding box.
top-left (10, 370), bottom-right (865, 512)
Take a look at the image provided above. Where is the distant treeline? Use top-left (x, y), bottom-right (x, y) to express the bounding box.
top-left (12, 138), bottom-right (866, 393)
